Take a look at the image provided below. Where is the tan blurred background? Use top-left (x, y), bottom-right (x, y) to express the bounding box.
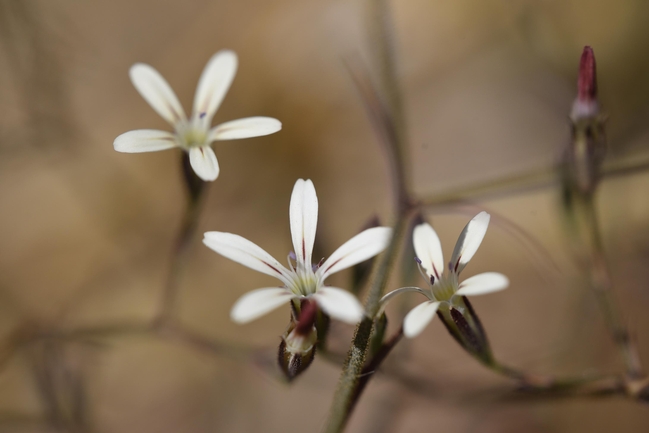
top-left (1, 0), bottom-right (649, 431)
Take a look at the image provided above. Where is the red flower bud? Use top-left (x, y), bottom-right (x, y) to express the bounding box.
top-left (571, 46), bottom-right (599, 120)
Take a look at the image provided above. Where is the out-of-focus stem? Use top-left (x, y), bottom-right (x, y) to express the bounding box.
top-left (485, 359), bottom-right (626, 396)
top-left (561, 46), bottom-right (644, 385)
top-left (323, 0), bottom-right (416, 428)
top-left (365, 0), bottom-right (411, 200)
top-left (155, 154), bottom-right (207, 323)
top-left (575, 192), bottom-right (644, 379)
top-left (418, 153), bottom-right (649, 208)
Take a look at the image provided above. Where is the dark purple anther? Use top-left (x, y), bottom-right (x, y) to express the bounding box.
top-left (313, 257), bottom-right (325, 271)
top-left (414, 257), bottom-right (422, 265)
top-left (429, 275), bottom-right (435, 285)
top-left (289, 251), bottom-right (297, 261)
top-left (199, 111), bottom-right (207, 119)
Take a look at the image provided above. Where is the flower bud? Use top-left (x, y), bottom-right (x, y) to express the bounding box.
top-left (571, 46), bottom-right (599, 121)
top-left (278, 299), bottom-right (318, 381)
top-left (563, 46), bottom-right (606, 194)
top-left (438, 297), bottom-right (494, 365)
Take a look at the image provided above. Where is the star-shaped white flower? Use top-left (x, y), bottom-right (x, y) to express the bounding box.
top-left (382, 212), bottom-right (509, 338)
top-left (113, 50), bottom-right (282, 181)
top-left (203, 179), bottom-right (392, 324)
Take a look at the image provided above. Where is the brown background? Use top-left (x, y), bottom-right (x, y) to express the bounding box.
top-left (1, 0), bottom-right (649, 431)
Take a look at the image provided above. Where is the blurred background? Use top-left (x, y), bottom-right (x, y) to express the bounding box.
top-left (1, 0), bottom-right (649, 431)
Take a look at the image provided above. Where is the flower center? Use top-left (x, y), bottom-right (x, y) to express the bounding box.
top-left (176, 119), bottom-right (209, 149)
top-left (431, 272), bottom-right (459, 303)
top-left (293, 268), bottom-right (319, 296)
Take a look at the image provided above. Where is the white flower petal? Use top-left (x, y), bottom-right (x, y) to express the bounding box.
top-left (189, 146), bottom-right (220, 181)
top-left (192, 50), bottom-right (238, 125)
top-left (450, 211), bottom-right (490, 273)
top-left (113, 129), bottom-right (178, 153)
top-left (456, 272), bottom-right (509, 296)
top-left (319, 227), bottom-right (392, 280)
top-left (403, 301), bottom-right (440, 338)
top-left (209, 117), bottom-right (282, 141)
top-left (413, 223), bottom-right (444, 279)
top-left (230, 287), bottom-right (296, 324)
top-left (129, 63), bottom-right (186, 125)
top-left (203, 231), bottom-right (292, 284)
top-left (313, 287), bottom-right (363, 324)
top-left (289, 179), bottom-right (318, 268)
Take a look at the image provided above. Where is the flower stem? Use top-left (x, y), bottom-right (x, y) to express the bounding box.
top-left (155, 153), bottom-right (208, 324)
top-left (322, 211), bottom-right (410, 433)
top-left (418, 152), bottom-right (649, 208)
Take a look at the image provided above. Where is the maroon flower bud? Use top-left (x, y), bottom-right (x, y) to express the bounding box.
top-left (571, 46), bottom-right (599, 120)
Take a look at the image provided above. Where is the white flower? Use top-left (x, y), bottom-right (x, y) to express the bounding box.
top-left (203, 179), bottom-right (392, 324)
top-left (113, 50), bottom-right (282, 181)
top-left (381, 212), bottom-right (509, 338)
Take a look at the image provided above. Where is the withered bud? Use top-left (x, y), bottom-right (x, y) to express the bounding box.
top-left (278, 300), bottom-right (318, 381)
top-left (571, 46), bottom-right (599, 121)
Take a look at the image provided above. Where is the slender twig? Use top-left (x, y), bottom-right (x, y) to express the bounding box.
top-left (419, 152), bottom-right (649, 208)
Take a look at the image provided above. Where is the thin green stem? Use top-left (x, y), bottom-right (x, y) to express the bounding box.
top-left (580, 194), bottom-right (644, 379)
top-left (323, 211), bottom-right (411, 433)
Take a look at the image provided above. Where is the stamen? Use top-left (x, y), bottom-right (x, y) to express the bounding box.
top-left (430, 275), bottom-right (435, 285)
top-left (312, 257), bottom-right (325, 272)
top-left (287, 252), bottom-right (297, 271)
top-left (199, 112), bottom-right (207, 119)
top-left (414, 257), bottom-right (433, 286)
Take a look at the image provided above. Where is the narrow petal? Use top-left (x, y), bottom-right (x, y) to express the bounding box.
top-left (313, 287), bottom-right (363, 324)
top-left (450, 211), bottom-right (490, 273)
top-left (189, 146), bottom-right (220, 181)
top-left (113, 129), bottom-right (178, 153)
top-left (209, 117), bottom-right (282, 141)
top-left (230, 287), bottom-right (296, 324)
top-left (289, 179), bottom-right (318, 269)
top-left (413, 223), bottom-right (444, 279)
top-left (403, 301), bottom-right (440, 338)
top-left (129, 63), bottom-right (186, 125)
top-left (457, 272), bottom-right (509, 296)
top-left (319, 227), bottom-right (392, 280)
top-left (192, 50), bottom-right (238, 125)
top-left (203, 231), bottom-right (293, 284)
